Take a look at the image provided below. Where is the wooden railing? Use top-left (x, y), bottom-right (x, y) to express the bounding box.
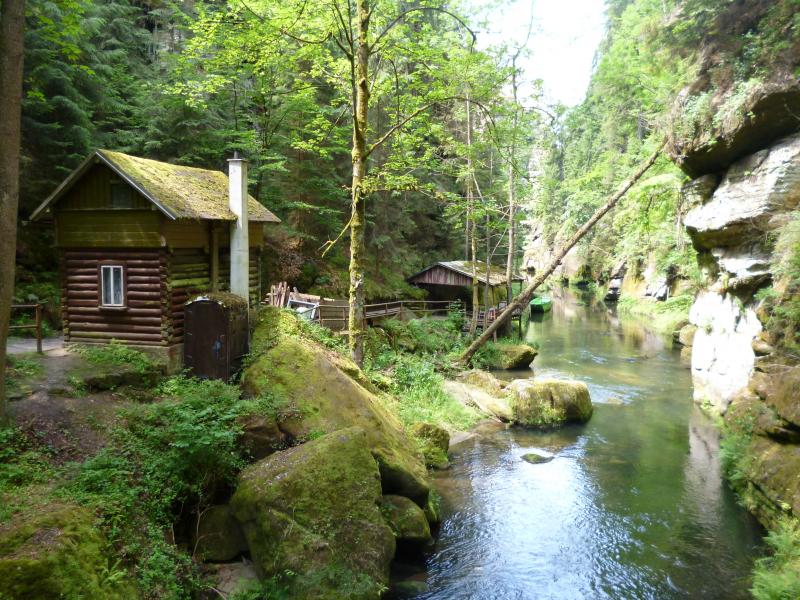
top-left (314, 300), bottom-right (463, 328)
top-left (10, 303), bottom-right (43, 353)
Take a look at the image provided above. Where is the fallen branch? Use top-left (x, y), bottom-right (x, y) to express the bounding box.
top-left (458, 140), bottom-right (667, 365)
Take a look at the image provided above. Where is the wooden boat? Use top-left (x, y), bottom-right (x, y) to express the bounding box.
top-left (529, 295), bottom-right (553, 313)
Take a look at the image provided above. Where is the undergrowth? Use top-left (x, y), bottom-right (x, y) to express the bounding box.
top-left (752, 518), bottom-right (800, 600)
top-left (73, 339), bottom-right (158, 374)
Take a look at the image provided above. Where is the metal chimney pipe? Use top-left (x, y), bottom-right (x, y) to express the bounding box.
top-left (228, 153), bottom-right (249, 301)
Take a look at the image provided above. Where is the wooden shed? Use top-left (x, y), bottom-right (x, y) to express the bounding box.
top-left (31, 150), bottom-right (280, 358)
top-left (407, 261), bottom-right (523, 307)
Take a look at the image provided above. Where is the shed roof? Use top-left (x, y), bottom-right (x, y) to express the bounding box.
top-left (31, 150), bottom-right (281, 223)
top-left (409, 261), bottom-right (524, 287)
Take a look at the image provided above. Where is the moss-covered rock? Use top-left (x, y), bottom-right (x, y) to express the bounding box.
top-left (458, 369), bottom-right (507, 396)
top-left (230, 427), bottom-right (396, 599)
top-left (485, 344), bottom-right (537, 370)
top-left (236, 412), bottom-right (288, 460)
top-left (194, 505), bottom-right (248, 562)
top-left (744, 436), bottom-right (800, 528)
top-left (244, 308), bottom-right (429, 503)
top-left (380, 495), bottom-right (432, 547)
top-left (0, 502), bottom-right (135, 599)
top-left (507, 379), bottom-right (593, 427)
top-left (409, 423), bottom-right (449, 469)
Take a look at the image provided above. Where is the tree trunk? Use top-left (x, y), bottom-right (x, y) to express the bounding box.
top-left (0, 0), bottom-right (25, 422)
top-left (484, 212), bottom-right (490, 330)
top-left (459, 142), bottom-right (665, 364)
top-left (348, 0), bottom-right (371, 366)
top-left (465, 98), bottom-right (479, 335)
top-left (505, 62), bottom-right (520, 333)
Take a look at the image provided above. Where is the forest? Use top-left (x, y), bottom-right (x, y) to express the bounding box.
top-left (2, 0), bottom-right (800, 598)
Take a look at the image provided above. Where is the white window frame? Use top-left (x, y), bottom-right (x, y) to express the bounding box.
top-left (100, 265), bottom-right (125, 307)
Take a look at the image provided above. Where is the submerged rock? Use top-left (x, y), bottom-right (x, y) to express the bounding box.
top-left (507, 379), bottom-right (593, 427)
top-left (0, 503), bottom-right (135, 599)
top-left (521, 452), bottom-right (554, 465)
top-left (230, 427), bottom-right (396, 599)
top-left (380, 495), bottom-right (433, 547)
top-left (243, 307), bottom-right (429, 503)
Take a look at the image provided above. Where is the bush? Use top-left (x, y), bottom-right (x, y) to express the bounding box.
top-left (617, 293), bottom-right (693, 333)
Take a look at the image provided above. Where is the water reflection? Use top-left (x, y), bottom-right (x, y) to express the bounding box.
top-left (413, 291), bottom-right (762, 600)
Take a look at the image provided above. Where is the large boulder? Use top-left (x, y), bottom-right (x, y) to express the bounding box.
top-left (744, 436), bottom-right (800, 528)
top-left (230, 427), bottom-right (396, 599)
top-left (0, 503), bottom-right (135, 599)
top-left (379, 495), bottom-right (432, 547)
top-left (506, 379), bottom-right (593, 427)
top-left (243, 308), bottom-right (429, 503)
top-left (486, 344), bottom-right (537, 370)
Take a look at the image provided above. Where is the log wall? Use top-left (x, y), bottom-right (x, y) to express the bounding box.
top-left (61, 248), bottom-right (169, 345)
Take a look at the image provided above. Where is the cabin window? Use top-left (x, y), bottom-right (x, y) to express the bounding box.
top-left (110, 181), bottom-right (134, 208)
top-left (100, 265), bottom-right (125, 307)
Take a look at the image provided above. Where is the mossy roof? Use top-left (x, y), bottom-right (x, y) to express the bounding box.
top-left (409, 261), bottom-right (524, 287)
top-left (31, 150), bottom-right (280, 223)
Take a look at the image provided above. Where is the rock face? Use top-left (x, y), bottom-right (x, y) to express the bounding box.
top-left (689, 291), bottom-right (762, 412)
top-left (243, 308), bottom-right (429, 503)
top-left (230, 427), bottom-right (396, 599)
top-left (684, 134), bottom-right (800, 255)
top-left (506, 379), bottom-right (593, 427)
top-left (0, 503), bottom-right (135, 599)
top-left (681, 134), bottom-right (800, 411)
top-left (443, 378), bottom-right (512, 422)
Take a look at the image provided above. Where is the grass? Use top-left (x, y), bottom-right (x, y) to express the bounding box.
top-left (0, 425), bottom-right (55, 522)
top-left (617, 293), bottom-right (693, 333)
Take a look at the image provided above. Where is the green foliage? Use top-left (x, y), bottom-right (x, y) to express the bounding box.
top-left (0, 426), bottom-right (55, 522)
top-left (60, 376), bottom-right (250, 597)
top-left (759, 214), bottom-right (800, 356)
top-left (73, 339), bottom-right (157, 374)
top-left (617, 294), bottom-right (693, 333)
top-left (752, 518), bottom-right (800, 600)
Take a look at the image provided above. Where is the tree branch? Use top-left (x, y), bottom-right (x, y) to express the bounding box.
top-left (370, 6), bottom-right (476, 52)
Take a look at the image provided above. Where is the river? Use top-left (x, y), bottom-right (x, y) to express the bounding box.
top-left (400, 289), bottom-right (764, 599)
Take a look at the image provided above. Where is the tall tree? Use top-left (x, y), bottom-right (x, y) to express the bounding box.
top-left (0, 0), bottom-right (26, 420)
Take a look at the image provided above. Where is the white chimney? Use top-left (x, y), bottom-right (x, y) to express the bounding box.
top-left (228, 152), bottom-right (249, 301)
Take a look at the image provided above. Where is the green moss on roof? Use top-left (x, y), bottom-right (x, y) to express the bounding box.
top-left (99, 150), bottom-right (279, 222)
top-left (437, 261), bottom-right (524, 286)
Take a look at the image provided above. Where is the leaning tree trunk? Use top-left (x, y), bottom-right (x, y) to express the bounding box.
top-left (0, 0), bottom-right (25, 422)
top-left (348, 0), bottom-right (371, 366)
top-left (459, 142), bottom-right (665, 364)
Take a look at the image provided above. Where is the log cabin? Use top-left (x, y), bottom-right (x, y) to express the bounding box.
top-left (31, 150), bottom-right (280, 364)
top-left (407, 260), bottom-right (524, 308)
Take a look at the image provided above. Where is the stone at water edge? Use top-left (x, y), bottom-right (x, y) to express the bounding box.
top-left (522, 452), bottom-right (554, 465)
top-left (380, 495), bottom-right (433, 547)
top-left (409, 422), bottom-right (450, 469)
top-left (489, 344), bottom-right (538, 370)
top-left (675, 324), bottom-right (697, 347)
top-left (507, 379), bottom-right (593, 427)
top-left (230, 427), bottom-right (396, 600)
top-left (458, 369), bottom-right (508, 396)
